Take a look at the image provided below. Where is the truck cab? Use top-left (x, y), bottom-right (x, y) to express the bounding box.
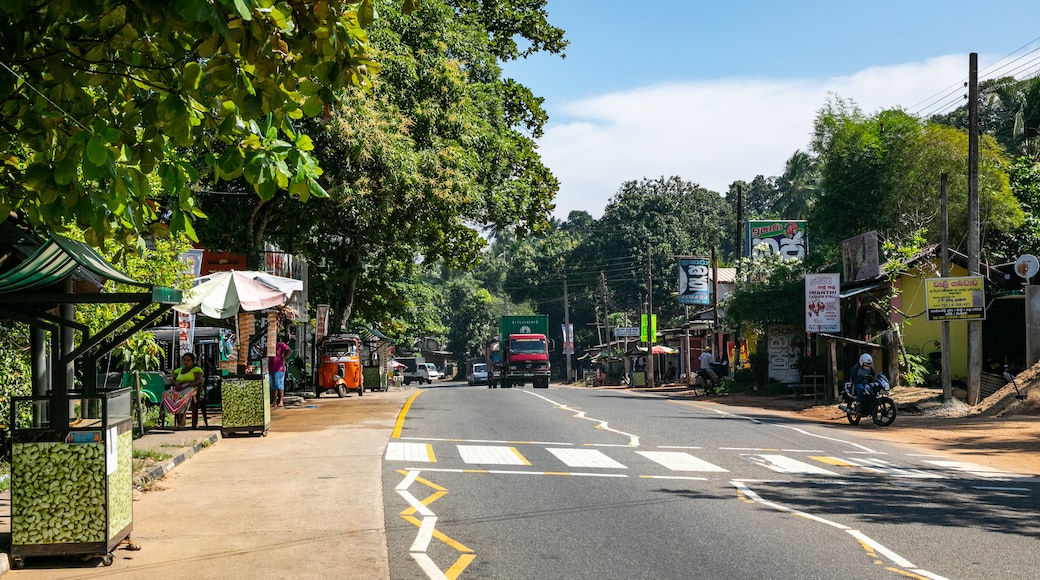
top-left (503, 333), bottom-right (551, 389)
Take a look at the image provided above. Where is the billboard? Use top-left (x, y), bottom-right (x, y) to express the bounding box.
top-left (678, 257), bottom-right (712, 305)
top-left (925, 277), bottom-right (986, 321)
top-left (746, 220), bottom-right (807, 261)
top-left (805, 273), bottom-right (841, 333)
top-left (561, 323), bottom-right (575, 355)
top-left (842, 231), bottom-right (880, 282)
top-left (767, 325), bottom-right (804, 383)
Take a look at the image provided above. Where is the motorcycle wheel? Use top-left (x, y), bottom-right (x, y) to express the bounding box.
top-left (337, 385), bottom-right (346, 398)
top-left (846, 410), bottom-right (861, 425)
top-left (872, 397), bottom-right (897, 426)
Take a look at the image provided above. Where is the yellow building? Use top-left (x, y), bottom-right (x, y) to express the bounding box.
top-left (889, 260), bottom-right (970, 380)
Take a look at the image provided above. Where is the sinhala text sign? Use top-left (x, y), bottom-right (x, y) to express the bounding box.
top-left (925, 276), bottom-right (986, 321)
top-left (678, 257), bottom-right (712, 305)
top-left (746, 220), bottom-right (807, 261)
top-left (805, 273), bottom-right (841, 333)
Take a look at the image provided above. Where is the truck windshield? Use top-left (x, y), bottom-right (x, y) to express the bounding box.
top-left (510, 339), bottom-right (547, 354)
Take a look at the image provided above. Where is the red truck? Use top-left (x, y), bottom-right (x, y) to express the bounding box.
top-left (495, 315), bottom-right (552, 389)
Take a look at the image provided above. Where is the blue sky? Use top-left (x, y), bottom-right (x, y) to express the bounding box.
top-left (500, 1), bottom-right (1040, 217)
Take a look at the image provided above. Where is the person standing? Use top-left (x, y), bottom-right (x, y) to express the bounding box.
top-left (269, 340), bottom-right (291, 408)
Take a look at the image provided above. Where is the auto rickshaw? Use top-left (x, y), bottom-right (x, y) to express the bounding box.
top-left (316, 334), bottom-right (364, 397)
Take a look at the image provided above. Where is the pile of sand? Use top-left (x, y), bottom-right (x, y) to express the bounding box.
top-left (972, 362), bottom-right (1040, 417)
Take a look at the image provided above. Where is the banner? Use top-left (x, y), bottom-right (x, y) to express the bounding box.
top-left (842, 231), bottom-right (880, 282)
top-left (315, 304), bottom-right (330, 341)
top-left (639, 314), bottom-right (657, 343)
top-left (727, 341), bottom-right (750, 368)
top-left (177, 249), bottom-right (204, 357)
top-left (561, 323), bottom-right (574, 355)
top-left (767, 325), bottom-right (803, 383)
top-left (746, 220), bottom-right (807, 261)
top-left (925, 276), bottom-right (986, 321)
top-left (678, 257), bottom-right (712, 305)
top-left (805, 273), bottom-right (841, 333)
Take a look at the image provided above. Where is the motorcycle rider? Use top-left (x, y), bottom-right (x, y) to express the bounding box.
top-left (849, 353), bottom-right (878, 411)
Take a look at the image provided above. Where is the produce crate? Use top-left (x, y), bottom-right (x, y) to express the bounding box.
top-left (10, 388), bottom-right (134, 568)
top-left (221, 376), bottom-right (270, 437)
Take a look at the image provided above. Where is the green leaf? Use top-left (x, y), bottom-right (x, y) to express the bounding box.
top-left (359, 0), bottom-right (375, 27)
top-left (100, 5), bottom-right (127, 33)
top-left (86, 135), bottom-right (108, 166)
top-left (183, 62), bottom-right (203, 91)
top-left (401, 0), bottom-right (420, 15)
top-left (231, 0), bottom-right (253, 21)
top-left (174, 0), bottom-right (210, 22)
top-left (302, 95), bottom-right (323, 117)
top-left (54, 154), bottom-right (78, 185)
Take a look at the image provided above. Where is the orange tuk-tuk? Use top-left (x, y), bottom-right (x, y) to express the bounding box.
top-left (316, 334), bottom-right (364, 397)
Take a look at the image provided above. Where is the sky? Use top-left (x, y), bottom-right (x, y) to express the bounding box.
top-left (500, 1), bottom-right (1040, 219)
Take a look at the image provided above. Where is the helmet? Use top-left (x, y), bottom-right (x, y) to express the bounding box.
top-left (859, 353), bottom-right (873, 366)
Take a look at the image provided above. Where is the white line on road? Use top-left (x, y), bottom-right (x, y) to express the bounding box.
top-left (396, 470), bottom-right (420, 491)
top-left (410, 516), bottom-right (438, 552)
top-left (776, 425), bottom-right (879, 453)
top-left (906, 453), bottom-right (948, 458)
top-left (401, 436), bottom-right (575, 446)
top-left (639, 475), bottom-right (709, 481)
top-left (720, 447), bottom-right (778, 451)
top-left (923, 460), bottom-right (1028, 480)
top-left (658, 445), bottom-right (703, 449)
top-left (524, 390), bottom-right (641, 446)
top-left (405, 467), bottom-right (629, 478)
top-left (745, 454), bottom-right (839, 476)
top-left (733, 481), bottom-right (950, 580)
top-left (386, 442), bottom-right (436, 462)
top-left (457, 445), bottom-right (530, 465)
top-left (547, 448), bottom-right (628, 469)
top-left (410, 553), bottom-right (448, 580)
top-left (843, 457), bottom-right (944, 479)
top-left (781, 449), bottom-right (825, 453)
top-left (585, 443), bottom-right (637, 447)
top-left (396, 488), bottom-right (435, 518)
top-left (637, 451), bottom-right (729, 472)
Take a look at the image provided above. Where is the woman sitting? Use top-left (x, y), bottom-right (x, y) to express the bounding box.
top-left (164, 352), bottom-right (204, 429)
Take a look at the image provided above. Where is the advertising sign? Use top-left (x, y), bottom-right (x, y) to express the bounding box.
top-left (639, 314), bottom-right (657, 343)
top-left (561, 323), bottom-right (575, 355)
top-left (767, 325), bottom-right (804, 383)
top-left (746, 220), bottom-right (807, 261)
top-left (678, 257), bottom-right (712, 305)
top-left (177, 249), bottom-right (204, 356)
top-left (925, 276), bottom-right (986, 321)
top-left (614, 327), bottom-right (640, 338)
top-left (315, 304), bottom-right (330, 341)
top-left (805, 273), bottom-right (841, 333)
top-left (842, 231), bottom-right (880, 282)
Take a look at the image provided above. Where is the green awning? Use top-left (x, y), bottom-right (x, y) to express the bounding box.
top-left (0, 233), bottom-right (147, 293)
top-left (358, 327), bottom-right (393, 342)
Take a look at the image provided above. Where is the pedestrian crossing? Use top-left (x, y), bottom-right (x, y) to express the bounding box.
top-left (386, 440), bottom-right (1035, 485)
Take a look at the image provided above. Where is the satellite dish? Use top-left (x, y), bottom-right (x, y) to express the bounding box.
top-left (1014, 254), bottom-right (1039, 279)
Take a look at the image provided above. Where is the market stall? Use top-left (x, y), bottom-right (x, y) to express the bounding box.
top-left (0, 226), bottom-right (181, 567)
top-left (174, 270), bottom-right (295, 437)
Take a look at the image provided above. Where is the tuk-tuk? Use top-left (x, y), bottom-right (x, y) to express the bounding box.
top-left (316, 334), bottom-right (364, 397)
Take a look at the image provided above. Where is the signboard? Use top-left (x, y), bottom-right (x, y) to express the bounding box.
top-left (925, 276), bottom-right (986, 321)
top-left (614, 327), bottom-right (640, 338)
top-left (805, 273), bottom-right (841, 333)
top-left (678, 257), bottom-right (712, 305)
top-left (315, 304), bottom-right (330, 341)
top-left (767, 325), bottom-right (803, 383)
top-left (561, 323), bottom-right (574, 355)
top-left (746, 220), bottom-right (807, 261)
top-left (177, 249), bottom-right (204, 356)
top-left (842, 231), bottom-right (880, 282)
top-left (639, 314), bottom-right (657, 343)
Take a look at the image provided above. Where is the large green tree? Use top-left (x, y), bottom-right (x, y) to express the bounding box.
top-left (0, 0), bottom-right (413, 247)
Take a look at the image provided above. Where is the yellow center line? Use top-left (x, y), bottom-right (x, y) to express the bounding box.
top-left (445, 554), bottom-right (477, 579)
top-left (400, 515), bottom-right (474, 553)
top-left (414, 475), bottom-right (447, 492)
top-left (391, 390), bottom-right (425, 438)
top-left (811, 456), bottom-right (855, 467)
top-left (510, 447), bottom-right (532, 466)
top-left (885, 567), bottom-right (933, 580)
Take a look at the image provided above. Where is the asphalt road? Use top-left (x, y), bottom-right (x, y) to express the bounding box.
top-left (383, 383), bottom-right (1040, 580)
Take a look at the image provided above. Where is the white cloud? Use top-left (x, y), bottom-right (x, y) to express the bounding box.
top-left (539, 54), bottom-right (972, 219)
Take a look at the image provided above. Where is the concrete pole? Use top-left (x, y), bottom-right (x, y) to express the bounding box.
top-left (967, 52), bottom-right (982, 405)
top-left (646, 243), bottom-right (655, 389)
top-left (940, 172), bottom-right (953, 399)
top-left (1026, 287), bottom-right (1040, 367)
top-left (563, 279), bottom-right (572, 383)
top-left (30, 326), bottom-right (50, 396)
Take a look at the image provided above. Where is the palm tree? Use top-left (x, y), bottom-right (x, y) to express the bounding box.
top-left (775, 150), bottom-right (819, 219)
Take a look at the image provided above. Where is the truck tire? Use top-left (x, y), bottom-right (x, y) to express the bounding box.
top-left (404, 379), bottom-right (411, 386)
top-left (535, 378), bottom-right (549, 389)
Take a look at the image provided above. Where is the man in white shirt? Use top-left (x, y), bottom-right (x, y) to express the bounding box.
top-left (699, 346), bottom-right (717, 383)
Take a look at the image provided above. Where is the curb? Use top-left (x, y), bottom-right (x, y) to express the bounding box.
top-left (134, 433), bottom-right (219, 487)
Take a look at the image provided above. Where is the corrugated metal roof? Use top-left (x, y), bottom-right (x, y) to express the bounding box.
top-left (716, 267), bottom-right (737, 283)
top-left (0, 232), bottom-right (147, 293)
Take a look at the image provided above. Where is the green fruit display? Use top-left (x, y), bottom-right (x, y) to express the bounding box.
top-left (222, 379), bottom-right (270, 428)
top-left (108, 431), bottom-right (133, 538)
top-left (12, 441), bottom-right (107, 545)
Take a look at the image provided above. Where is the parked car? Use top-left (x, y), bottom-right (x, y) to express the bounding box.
top-left (467, 363), bottom-right (489, 385)
top-left (424, 363), bottom-right (443, 381)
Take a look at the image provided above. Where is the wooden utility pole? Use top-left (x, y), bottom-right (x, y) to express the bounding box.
top-left (940, 172), bottom-right (953, 400)
top-left (563, 279), bottom-right (572, 383)
top-left (967, 52), bottom-right (982, 405)
top-left (600, 272), bottom-right (611, 356)
top-left (733, 184), bottom-right (744, 371)
top-left (646, 242), bottom-right (655, 389)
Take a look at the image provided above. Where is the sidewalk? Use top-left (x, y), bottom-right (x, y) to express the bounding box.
top-left (5, 388), bottom-right (412, 578)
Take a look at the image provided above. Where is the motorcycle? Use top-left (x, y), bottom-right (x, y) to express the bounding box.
top-left (838, 373), bottom-right (897, 426)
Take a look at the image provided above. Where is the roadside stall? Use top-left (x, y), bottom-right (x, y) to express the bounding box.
top-left (0, 228), bottom-right (181, 567)
top-left (174, 270), bottom-right (294, 437)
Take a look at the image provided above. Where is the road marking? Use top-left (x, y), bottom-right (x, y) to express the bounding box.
top-left (547, 448), bottom-right (628, 469)
top-left (658, 445), bottom-right (703, 449)
top-left (411, 553), bottom-right (447, 580)
top-left (445, 555), bottom-right (477, 579)
top-left (406, 467), bottom-right (628, 478)
top-left (525, 390), bottom-right (641, 446)
top-left (639, 475), bottom-right (709, 481)
top-left (584, 443), bottom-right (637, 447)
top-left (733, 481), bottom-right (949, 580)
top-left (386, 442), bottom-right (437, 462)
top-left (457, 445), bottom-right (531, 466)
top-left (401, 436), bottom-right (574, 446)
top-left (720, 447), bottom-right (778, 451)
top-left (922, 460), bottom-right (1028, 480)
top-left (907, 453), bottom-right (947, 458)
top-left (636, 451), bottom-right (729, 472)
top-left (973, 486), bottom-right (1031, 492)
top-left (411, 515), bottom-right (438, 552)
top-left (776, 425), bottom-right (879, 453)
top-left (392, 390), bottom-right (425, 438)
top-left (745, 454), bottom-right (838, 476)
top-left (781, 449), bottom-right (824, 453)
top-left (837, 457), bottom-right (943, 479)
top-left (397, 470), bottom-right (475, 580)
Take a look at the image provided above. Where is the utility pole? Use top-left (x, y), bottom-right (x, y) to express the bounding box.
top-left (967, 52), bottom-right (982, 405)
top-left (600, 272), bottom-right (611, 356)
top-left (940, 173), bottom-right (953, 400)
top-left (563, 279), bottom-right (572, 383)
top-left (646, 242), bottom-right (655, 389)
top-left (733, 184), bottom-right (744, 372)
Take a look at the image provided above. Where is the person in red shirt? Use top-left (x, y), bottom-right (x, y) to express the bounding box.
top-left (269, 341), bottom-right (291, 408)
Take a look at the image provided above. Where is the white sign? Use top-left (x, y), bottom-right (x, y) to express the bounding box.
top-left (614, 327), bottom-right (640, 338)
top-left (315, 304), bottom-right (330, 341)
top-left (805, 273), bottom-right (841, 333)
top-left (767, 325), bottom-right (803, 384)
